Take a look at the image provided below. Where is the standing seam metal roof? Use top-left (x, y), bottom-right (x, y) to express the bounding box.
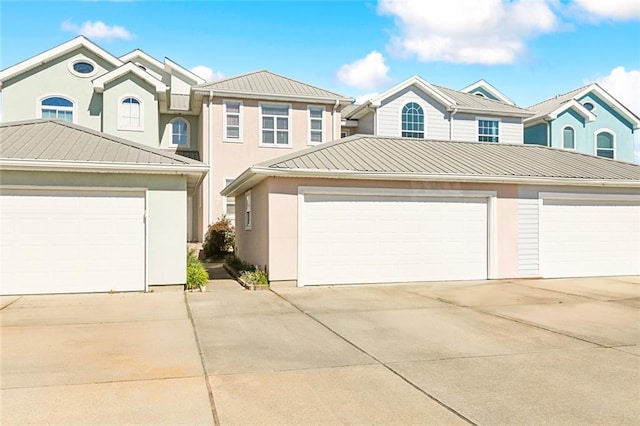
top-left (0, 119), bottom-right (204, 166)
top-left (257, 135), bottom-right (640, 181)
top-left (195, 70), bottom-right (352, 101)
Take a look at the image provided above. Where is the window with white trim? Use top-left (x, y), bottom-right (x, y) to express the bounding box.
top-left (41, 96), bottom-right (74, 122)
top-left (308, 106), bottom-right (324, 144)
top-left (223, 178), bottom-right (236, 221)
top-left (261, 104), bottom-right (290, 146)
top-left (171, 118), bottom-right (189, 145)
top-left (562, 126), bottom-right (575, 150)
top-left (478, 119), bottom-right (499, 142)
top-left (224, 101), bottom-right (242, 141)
top-left (245, 191), bottom-right (252, 230)
top-left (341, 130), bottom-right (350, 138)
top-left (401, 102), bottom-right (424, 138)
top-left (596, 131), bottom-right (614, 159)
top-left (120, 97), bottom-right (142, 130)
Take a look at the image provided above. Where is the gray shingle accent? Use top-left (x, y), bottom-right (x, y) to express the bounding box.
top-left (0, 119), bottom-right (203, 166)
top-left (257, 135), bottom-right (640, 181)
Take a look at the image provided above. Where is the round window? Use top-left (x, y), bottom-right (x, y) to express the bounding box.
top-left (583, 102), bottom-right (595, 111)
top-left (72, 61), bottom-right (95, 74)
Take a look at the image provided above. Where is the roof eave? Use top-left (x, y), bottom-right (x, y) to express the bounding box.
top-left (452, 106), bottom-right (533, 118)
top-left (222, 166), bottom-right (640, 197)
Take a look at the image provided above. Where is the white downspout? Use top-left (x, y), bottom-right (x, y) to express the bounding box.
top-left (449, 107), bottom-right (458, 140)
top-left (207, 90), bottom-right (213, 227)
top-left (332, 99), bottom-right (339, 140)
top-left (544, 117), bottom-right (551, 147)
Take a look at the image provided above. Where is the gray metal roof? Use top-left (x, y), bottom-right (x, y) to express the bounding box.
top-left (526, 85), bottom-right (587, 122)
top-left (195, 70), bottom-right (352, 102)
top-left (340, 104), bottom-right (359, 117)
top-left (0, 119), bottom-right (203, 166)
top-left (432, 84), bottom-right (532, 116)
top-left (257, 135), bottom-right (640, 181)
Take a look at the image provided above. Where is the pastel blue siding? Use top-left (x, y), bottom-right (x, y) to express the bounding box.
top-left (524, 123), bottom-right (547, 146)
top-left (467, 87), bottom-right (500, 102)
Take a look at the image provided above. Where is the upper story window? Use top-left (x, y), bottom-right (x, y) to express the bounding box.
top-left (119, 96), bottom-right (142, 130)
top-left (224, 101), bottom-right (242, 142)
top-left (401, 102), bottom-right (424, 138)
top-left (596, 130), bottom-right (614, 159)
top-left (171, 118), bottom-right (189, 146)
top-left (41, 96), bottom-right (74, 122)
top-left (478, 119), bottom-right (499, 142)
top-left (260, 104), bottom-right (290, 146)
top-left (309, 106), bottom-right (324, 144)
top-left (562, 126), bottom-right (575, 150)
top-left (68, 58), bottom-right (98, 78)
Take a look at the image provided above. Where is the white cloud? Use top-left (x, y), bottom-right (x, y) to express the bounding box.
top-left (594, 67), bottom-right (640, 163)
top-left (573, 0), bottom-right (640, 20)
top-left (62, 20), bottom-right (132, 41)
top-left (336, 51), bottom-right (390, 90)
top-left (354, 92), bottom-right (380, 104)
top-left (378, 0), bottom-right (559, 64)
top-left (191, 65), bottom-right (224, 83)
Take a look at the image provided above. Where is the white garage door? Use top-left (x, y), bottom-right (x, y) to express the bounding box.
top-left (299, 192), bottom-right (489, 286)
top-left (1, 189), bottom-right (146, 295)
top-left (540, 197), bottom-right (640, 278)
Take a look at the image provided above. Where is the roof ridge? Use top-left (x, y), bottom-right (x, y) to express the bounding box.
top-left (257, 70), bottom-right (349, 99)
top-left (527, 84), bottom-right (593, 109)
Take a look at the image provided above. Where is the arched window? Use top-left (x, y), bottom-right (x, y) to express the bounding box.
top-left (171, 118), bottom-right (189, 145)
top-left (596, 131), bottom-right (614, 159)
top-left (562, 126), bottom-right (575, 150)
top-left (41, 96), bottom-right (74, 122)
top-left (401, 102), bottom-right (424, 138)
top-left (119, 97), bottom-right (142, 130)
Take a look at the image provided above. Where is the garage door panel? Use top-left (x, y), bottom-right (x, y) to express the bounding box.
top-left (540, 199), bottom-right (640, 278)
top-left (1, 190), bottom-right (145, 295)
top-left (300, 193), bottom-right (488, 285)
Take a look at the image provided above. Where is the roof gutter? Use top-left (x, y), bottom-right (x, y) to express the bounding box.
top-left (192, 88), bottom-right (353, 105)
top-left (0, 159), bottom-right (209, 175)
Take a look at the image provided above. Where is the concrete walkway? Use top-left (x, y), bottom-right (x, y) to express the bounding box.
top-left (1, 271), bottom-right (638, 424)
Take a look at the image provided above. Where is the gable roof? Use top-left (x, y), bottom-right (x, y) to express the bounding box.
top-left (0, 120), bottom-right (208, 191)
top-left (92, 62), bottom-right (168, 94)
top-left (0, 36), bottom-right (122, 88)
top-left (526, 83), bottom-right (640, 128)
top-left (194, 70), bottom-right (353, 104)
top-left (222, 135), bottom-right (640, 196)
top-left (460, 80), bottom-right (515, 105)
top-left (164, 57), bottom-right (206, 85)
top-left (344, 76), bottom-right (532, 120)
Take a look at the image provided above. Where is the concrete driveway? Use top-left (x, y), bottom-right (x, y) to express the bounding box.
top-left (1, 272), bottom-right (639, 425)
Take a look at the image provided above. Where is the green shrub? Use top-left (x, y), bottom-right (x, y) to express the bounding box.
top-left (224, 254), bottom-right (254, 273)
top-left (186, 250), bottom-right (209, 290)
top-left (203, 216), bottom-right (235, 258)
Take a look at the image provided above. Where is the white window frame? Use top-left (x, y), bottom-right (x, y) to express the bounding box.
top-left (341, 130), bottom-right (350, 138)
top-left (477, 117), bottom-right (500, 143)
top-left (169, 118), bottom-right (190, 147)
top-left (562, 125), bottom-right (576, 150)
top-left (223, 100), bottom-right (243, 143)
top-left (67, 58), bottom-right (98, 78)
top-left (259, 102), bottom-right (292, 148)
top-left (38, 94), bottom-right (76, 123)
top-left (118, 95), bottom-right (144, 131)
top-left (222, 177), bottom-right (236, 221)
top-left (308, 106), bottom-right (325, 145)
top-left (595, 128), bottom-right (616, 159)
top-left (244, 191), bottom-right (252, 230)
top-left (400, 102), bottom-right (425, 139)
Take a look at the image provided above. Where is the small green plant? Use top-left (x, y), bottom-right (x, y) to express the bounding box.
top-left (203, 215), bottom-right (235, 259)
top-left (186, 250), bottom-right (209, 290)
top-left (240, 269), bottom-right (269, 287)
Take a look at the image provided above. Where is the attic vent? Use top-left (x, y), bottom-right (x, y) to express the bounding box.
top-left (583, 102), bottom-right (595, 111)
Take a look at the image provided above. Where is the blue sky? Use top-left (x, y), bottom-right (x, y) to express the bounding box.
top-left (2, 0), bottom-right (639, 154)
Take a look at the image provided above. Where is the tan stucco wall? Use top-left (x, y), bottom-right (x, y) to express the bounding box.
top-left (237, 177), bottom-right (523, 282)
top-left (234, 179), bottom-right (270, 270)
top-left (1, 170), bottom-right (188, 286)
top-left (201, 96), bottom-right (342, 237)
